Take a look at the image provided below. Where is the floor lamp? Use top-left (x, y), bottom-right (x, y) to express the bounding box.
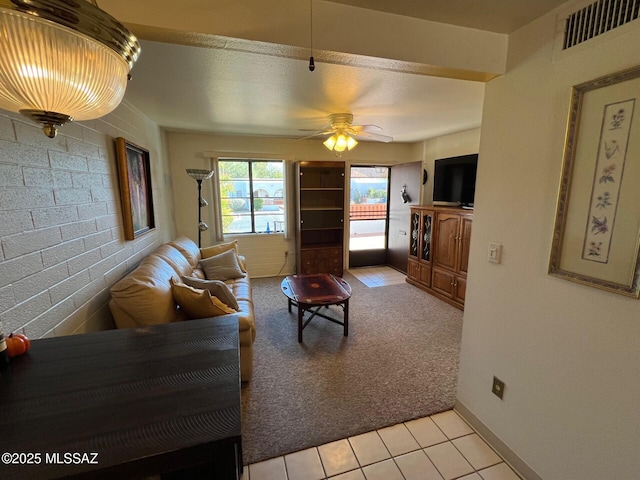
top-left (186, 169), bottom-right (214, 247)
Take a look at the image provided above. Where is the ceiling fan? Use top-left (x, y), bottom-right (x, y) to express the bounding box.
top-left (303, 113), bottom-right (393, 154)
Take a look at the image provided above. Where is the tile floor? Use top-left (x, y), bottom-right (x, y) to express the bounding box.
top-left (347, 266), bottom-right (407, 288)
top-left (243, 268), bottom-right (520, 480)
top-left (243, 410), bottom-right (521, 480)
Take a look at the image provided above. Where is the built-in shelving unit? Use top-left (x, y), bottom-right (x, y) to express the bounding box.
top-left (296, 161), bottom-right (345, 276)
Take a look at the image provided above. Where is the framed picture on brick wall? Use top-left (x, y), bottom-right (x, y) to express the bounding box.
top-left (115, 137), bottom-right (155, 240)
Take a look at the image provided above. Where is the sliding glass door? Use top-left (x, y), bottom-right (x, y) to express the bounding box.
top-left (348, 166), bottom-right (389, 268)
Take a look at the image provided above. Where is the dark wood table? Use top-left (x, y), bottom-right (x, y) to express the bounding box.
top-left (0, 316), bottom-right (242, 480)
top-left (281, 274), bottom-right (352, 342)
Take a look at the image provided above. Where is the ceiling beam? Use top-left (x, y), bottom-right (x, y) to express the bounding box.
top-left (102, 0), bottom-right (506, 82)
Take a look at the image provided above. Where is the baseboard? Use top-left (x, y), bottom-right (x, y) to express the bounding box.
top-left (454, 401), bottom-right (543, 480)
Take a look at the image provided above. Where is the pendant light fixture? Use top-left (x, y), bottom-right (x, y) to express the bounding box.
top-left (0, 0), bottom-right (141, 138)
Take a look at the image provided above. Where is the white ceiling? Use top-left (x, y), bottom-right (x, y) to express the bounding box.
top-left (121, 0), bottom-right (568, 143)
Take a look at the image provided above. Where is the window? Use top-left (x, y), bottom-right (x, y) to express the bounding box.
top-left (218, 159), bottom-right (285, 234)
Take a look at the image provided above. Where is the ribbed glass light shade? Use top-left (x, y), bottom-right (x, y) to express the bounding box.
top-left (0, 10), bottom-right (128, 121)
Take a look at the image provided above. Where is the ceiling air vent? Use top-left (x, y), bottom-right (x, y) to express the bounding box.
top-left (563, 0), bottom-right (640, 49)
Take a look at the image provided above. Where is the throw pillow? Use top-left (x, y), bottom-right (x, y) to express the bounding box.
top-left (200, 240), bottom-right (238, 258)
top-left (201, 240), bottom-right (247, 272)
top-left (200, 249), bottom-right (246, 281)
top-left (170, 277), bottom-right (236, 319)
top-left (181, 276), bottom-right (239, 311)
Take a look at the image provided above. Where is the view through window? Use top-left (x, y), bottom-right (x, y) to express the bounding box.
top-left (219, 160), bottom-right (284, 234)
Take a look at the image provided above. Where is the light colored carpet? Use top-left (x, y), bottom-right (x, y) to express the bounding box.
top-left (241, 272), bottom-right (463, 465)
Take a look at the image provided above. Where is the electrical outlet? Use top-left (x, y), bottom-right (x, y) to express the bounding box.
top-left (492, 376), bottom-right (505, 399)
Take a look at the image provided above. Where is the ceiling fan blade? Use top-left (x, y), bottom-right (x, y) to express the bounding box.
top-left (298, 129), bottom-right (333, 140)
top-left (353, 130), bottom-right (393, 143)
top-left (298, 114), bottom-right (391, 143)
top-left (353, 124), bottom-right (383, 133)
top-left (299, 125), bottom-right (331, 132)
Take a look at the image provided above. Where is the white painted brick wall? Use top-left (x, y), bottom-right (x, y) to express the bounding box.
top-left (0, 285), bottom-right (15, 311)
top-left (0, 103), bottom-right (174, 339)
top-left (0, 253), bottom-right (44, 287)
top-left (2, 226), bottom-right (63, 259)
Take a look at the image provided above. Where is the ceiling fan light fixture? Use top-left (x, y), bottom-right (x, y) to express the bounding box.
top-left (334, 133), bottom-right (349, 152)
top-left (0, 0), bottom-right (141, 138)
top-left (323, 131), bottom-right (358, 153)
top-left (323, 134), bottom-right (338, 150)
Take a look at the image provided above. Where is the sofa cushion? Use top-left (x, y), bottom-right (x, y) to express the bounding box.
top-left (110, 255), bottom-right (178, 326)
top-left (181, 276), bottom-right (239, 310)
top-left (225, 276), bottom-right (253, 303)
top-left (169, 236), bottom-right (202, 268)
top-left (154, 244), bottom-right (193, 277)
top-left (200, 250), bottom-right (246, 281)
top-left (170, 277), bottom-right (237, 319)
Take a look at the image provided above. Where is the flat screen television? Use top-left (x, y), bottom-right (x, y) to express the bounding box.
top-left (432, 154), bottom-right (478, 208)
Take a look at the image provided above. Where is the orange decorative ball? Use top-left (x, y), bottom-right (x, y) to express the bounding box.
top-left (13, 333), bottom-right (30, 351)
top-left (6, 335), bottom-right (27, 358)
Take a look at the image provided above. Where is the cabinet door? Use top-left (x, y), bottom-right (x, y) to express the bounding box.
top-left (299, 166), bottom-right (344, 189)
top-left (434, 214), bottom-right (460, 271)
top-left (420, 210), bottom-right (433, 263)
top-left (432, 267), bottom-right (455, 298)
top-left (407, 258), bottom-right (420, 281)
top-left (457, 216), bottom-right (472, 274)
top-left (409, 210), bottom-right (421, 259)
top-left (300, 210), bottom-right (344, 230)
top-left (418, 265), bottom-right (431, 286)
top-left (454, 275), bottom-right (466, 304)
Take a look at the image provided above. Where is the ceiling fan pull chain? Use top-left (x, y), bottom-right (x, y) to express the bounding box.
top-left (309, 0), bottom-right (315, 71)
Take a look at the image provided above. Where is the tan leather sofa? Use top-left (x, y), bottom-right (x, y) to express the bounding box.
top-left (109, 236), bottom-right (256, 381)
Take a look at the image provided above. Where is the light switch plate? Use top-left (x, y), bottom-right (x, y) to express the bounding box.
top-left (488, 243), bottom-right (502, 264)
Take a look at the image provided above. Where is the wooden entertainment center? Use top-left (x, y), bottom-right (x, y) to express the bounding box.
top-left (406, 206), bottom-right (472, 310)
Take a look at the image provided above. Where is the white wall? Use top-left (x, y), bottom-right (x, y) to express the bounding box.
top-left (457, 8), bottom-right (640, 480)
top-left (0, 102), bottom-right (173, 338)
top-left (166, 131), bottom-right (421, 276)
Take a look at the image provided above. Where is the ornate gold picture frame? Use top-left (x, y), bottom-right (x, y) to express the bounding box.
top-left (549, 66), bottom-right (640, 297)
top-left (115, 137), bottom-right (155, 240)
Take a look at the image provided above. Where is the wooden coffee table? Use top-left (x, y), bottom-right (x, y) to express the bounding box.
top-left (281, 274), bottom-right (352, 342)
top-left (0, 316), bottom-right (242, 480)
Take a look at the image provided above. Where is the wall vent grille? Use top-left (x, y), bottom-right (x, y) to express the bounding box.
top-left (563, 0), bottom-right (640, 49)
